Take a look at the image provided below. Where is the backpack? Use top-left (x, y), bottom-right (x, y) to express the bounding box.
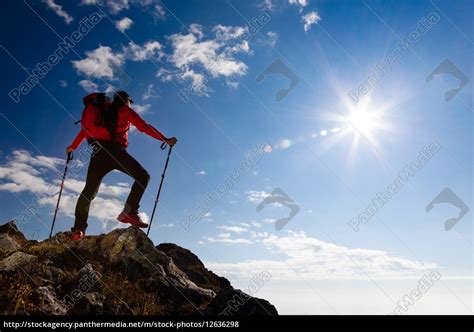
top-left (82, 93), bottom-right (111, 127)
top-left (79, 93), bottom-right (113, 141)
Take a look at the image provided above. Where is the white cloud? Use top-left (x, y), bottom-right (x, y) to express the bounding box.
top-left (72, 46), bottom-right (125, 79)
top-left (206, 231), bottom-right (438, 280)
top-left (153, 4), bottom-right (166, 19)
top-left (116, 17), bottom-right (133, 32)
top-left (204, 236), bottom-right (252, 244)
top-left (189, 24), bottom-right (204, 39)
top-left (80, 0), bottom-right (126, 13)
top-left (267, 31), bottom-right (278, 47)
top-left (142, 84), bottom-right (159, 100)
top-left (59, 80), bottom-right (67, 87)
top-left (288, 0), bottom-right (308, 10)
top-left (124, 41), bottom-right (163, 61)
top-left (133, 104), bottom-right (151, 115)
top-left (63, 178), bottom-right (130, 197)
top-left (260, 0), bottom-right (275, 10)
top-left (82, 0), bottom-right (166, 19)
top-left (162, 24), bottom-right (250, 95)
top-left (196, 170), bottom-right (207, 176)
top-left (43, 0), bottom-right (73, 24)
top-left (78, 80), bottom-right (98, 93)
top-left (107, 0), bottom-right (130, 14)
top-left (302, 11), bottom-right (321, 32)
top-left (72, 41), bottom-right (162, 81)
top-left (200, 212), bottom-right (213, 222)
top-left (217, 225), bottom-right (248, 234)
top-left (213, 25), bottom-right (248, 43)
top-left (246, 190), bottom-right (270, 204)
top-left (0, 150), bottom-right (147, 230)
top-left (157, 223), bottom-right (175, 228)
top-left (226, 80), bottom-right (239, 89)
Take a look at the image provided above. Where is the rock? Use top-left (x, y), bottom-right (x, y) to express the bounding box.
top-left (70, 292), bottom-right (104, 315)
top-left (100, 227), bottom-right (173, 280)
top-left (0, 220), bottom-right (278, 315)
top-left (0, 251), bottom-right (37, 272)
top-left (0, 234), bottom-right (21, 250)
top-left (0, 221), bottom-right (27, 249)
top-left (206, 289), bottom-right (278, 316)
top-left (156, 243), bottom-right (231, 293)
top-left (36, 286), bottom-right (67, 315)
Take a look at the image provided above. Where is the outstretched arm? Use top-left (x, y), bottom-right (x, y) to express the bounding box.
top-left (126, 107), bottom-right (175, 144)
top-left (68, 129), bottom-right (86, 152)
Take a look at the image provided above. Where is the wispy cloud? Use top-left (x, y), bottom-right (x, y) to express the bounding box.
top-left (153, 3), bottom-right (166, 19)
top-left (288, 0), bottom-right (308, 11)
top-left (124, 41), bottom-right (163, 61)
top-left (43, 0), bottom-right (73, 24)
top-left (142, 84), bottom-right (159, 100)
top-left (246, 190), bottom-right (270, 204)
top-left (206, 231), bottom-right (438, 280)
top-left (204, 236), bottom-right (252, 244)
top-left (217, 225), bottom-right (248, 234)
top-left (78, 79), bottom-right (98, 93)
top-left (157, 223), bottom-right (174, 228)
top-left (267, 31), bottom-right (278, 47)
top-left (133, 104), bottom-right (151, 115)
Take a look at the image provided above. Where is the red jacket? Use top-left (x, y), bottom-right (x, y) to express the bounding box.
top-left (70, 105), bottom-right (166, 150)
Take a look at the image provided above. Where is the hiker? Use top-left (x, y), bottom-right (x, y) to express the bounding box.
top-left (66, 91), bottom-right (177, 241)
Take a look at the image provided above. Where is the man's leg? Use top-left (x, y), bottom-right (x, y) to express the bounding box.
top-left (73, 152), bottom-right (111, 232)
top-left (113, 149), bottom-right (150, 214)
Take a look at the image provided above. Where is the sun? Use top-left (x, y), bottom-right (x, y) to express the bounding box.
top-left (347, 108), bottom-right (379, 137)
top-left (340, 94), bottom-right (392, 141)
top-left (318, 94), bottom-right (396, 169)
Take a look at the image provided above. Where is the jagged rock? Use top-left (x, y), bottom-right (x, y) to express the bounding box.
top-left (206, 289), bottom-right (278, 316)
top-left (157, 243), bottom-right (231, 293)
top-left (0, 234), bottom-right (21, 250)
top-left (0, 221), bottom-right (27, 250)
top-left (36, 286), bottom-right (67, 315)
top-left (0, 251), bottom-right (37, 272)
top-left (0, 220), bottom-right (278, 315)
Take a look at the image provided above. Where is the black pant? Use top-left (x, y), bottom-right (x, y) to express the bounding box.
top-left (73, 141), bottom-right (150, 232)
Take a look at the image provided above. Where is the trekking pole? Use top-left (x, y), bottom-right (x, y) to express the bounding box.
top-left (147, 142), bottom-right (173, 236)
top-left (49, 152), bottom-right (73, 238)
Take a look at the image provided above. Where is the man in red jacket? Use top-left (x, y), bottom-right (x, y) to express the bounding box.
top-left (67, 91), bottom-right (177, 241)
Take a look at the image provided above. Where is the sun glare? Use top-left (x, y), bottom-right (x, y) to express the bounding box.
top-left (347, 109), bottom-right (378, 135)
top-left (318, 94), bottom-right (397, 169)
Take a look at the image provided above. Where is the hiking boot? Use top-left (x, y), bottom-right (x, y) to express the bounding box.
top-left (117, 211), bottom-right (148, 228)
top-left (71, 230), bottom-right (84, 241)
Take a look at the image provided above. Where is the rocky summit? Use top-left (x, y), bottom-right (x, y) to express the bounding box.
top-left (0, 221), bottom-right (277, 315)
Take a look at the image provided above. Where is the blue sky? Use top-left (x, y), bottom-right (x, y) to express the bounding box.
top-left (0, 0), bottom-right (472, 314)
